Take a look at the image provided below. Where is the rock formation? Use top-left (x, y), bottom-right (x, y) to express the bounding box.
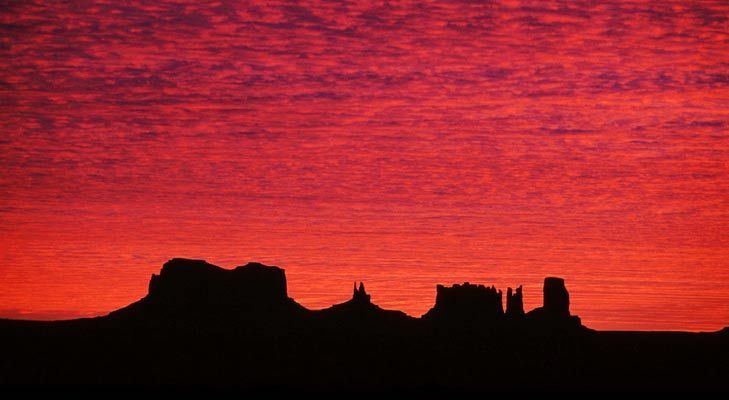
top-left (112, 258), bottom-right (581, 330)
top-left (542, 277), bottom-right (570, 317)
top-left (146, 258), bottom-right (290, 308)
top-left (352, 282), bottom-right (371, 304)
top-left (316, 281), bottom-right (413, 327)
top-left (5, 257), bottom-right (727, 389)
top-left (505, 285), bottom-right (525, 317)
top-left (526, 277), bottom-right (580, 326)
top-left (422, 282), bottom-right (504, 321)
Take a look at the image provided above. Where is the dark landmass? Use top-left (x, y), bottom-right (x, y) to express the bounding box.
top-left (0, 258), bottom-right (727, 391)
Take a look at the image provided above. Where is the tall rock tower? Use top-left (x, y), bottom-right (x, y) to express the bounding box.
top-left (542, 277), bottom-right (570, 317)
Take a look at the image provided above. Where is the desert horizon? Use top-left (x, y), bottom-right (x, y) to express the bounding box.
top-left (2, 0), bottom-right (728, 389)
top-left (1, 257), bottom-right (726, 389)
top-left (3, 255), bottom-right (727, 333)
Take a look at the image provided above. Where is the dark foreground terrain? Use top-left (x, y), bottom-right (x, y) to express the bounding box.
top-left (1, 258), bottom-right (727, 391)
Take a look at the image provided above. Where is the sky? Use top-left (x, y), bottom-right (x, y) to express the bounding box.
top-left (1, 0), bottom-right (728, 331)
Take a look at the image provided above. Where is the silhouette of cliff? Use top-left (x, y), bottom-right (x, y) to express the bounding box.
top-left (105, 259), bottom-right (588, 333)
top-left (543, 276), bottom-right (570, 316)
top-left (148, 258), bottom-right (289, 306)
top-left (526, 277), bottom-right (581, 327)
top-left (422, 282), bottom-right (504, 323)
top-left (505, 286), bottom-right (524, 317)
top-left (109, 258), bottom-right (307, 323)
top-left (0, 258), bottom-right (726, 391)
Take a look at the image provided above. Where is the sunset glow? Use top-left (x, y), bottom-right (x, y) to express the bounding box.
top-left (1, 1), bottom-right (728, 331)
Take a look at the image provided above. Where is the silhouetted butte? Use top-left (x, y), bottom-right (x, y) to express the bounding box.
top-left (0, 257), bottom-right (725, 391)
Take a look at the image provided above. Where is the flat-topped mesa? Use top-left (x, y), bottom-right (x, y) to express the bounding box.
top-left (423, 282), bottom-right (504, 321)
top-left (146, 258), bottom-right (289, 308)
top-left (505, 286), bottom-right (525, 317)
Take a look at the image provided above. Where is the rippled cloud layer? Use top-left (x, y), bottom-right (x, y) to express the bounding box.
top-left (1, 1), bottom-right (727, 330)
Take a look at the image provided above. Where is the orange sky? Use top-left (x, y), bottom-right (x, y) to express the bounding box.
top-left (1, 0), bottom-right (728, 331)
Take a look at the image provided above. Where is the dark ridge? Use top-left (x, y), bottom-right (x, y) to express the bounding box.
top-left (0, 258), bottom-right (726, 391)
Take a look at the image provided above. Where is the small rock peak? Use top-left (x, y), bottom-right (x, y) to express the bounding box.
top-left (352, 281), bottom-right (371, 303)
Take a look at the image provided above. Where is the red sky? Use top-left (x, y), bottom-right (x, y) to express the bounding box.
top-left (1, 0), bottom-right (728, 331)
